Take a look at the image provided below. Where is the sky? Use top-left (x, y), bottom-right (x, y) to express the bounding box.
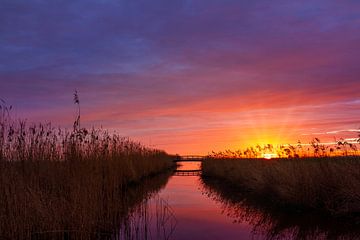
top-left (1, 0), bottom-right (360, 154)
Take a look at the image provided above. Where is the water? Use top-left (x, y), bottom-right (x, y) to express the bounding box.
top-left (139, 161), bottom-right (360, 240)
top-left (149, 162), bottom-right (263, 240)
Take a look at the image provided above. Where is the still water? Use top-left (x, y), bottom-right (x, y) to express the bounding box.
top-left (147, 162), bottom-right (263, 240)
top-left (132, 161), bottom-right (360, 240)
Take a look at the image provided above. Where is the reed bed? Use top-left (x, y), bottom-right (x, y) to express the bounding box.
top-left (209, 139), bottom-right (359, 159)
top-left (201, 177), bottom-right (360, 240)
top-left (202, 157), bottom-right (360, 215)
top-left (0, 103), bottom-right (174, 239)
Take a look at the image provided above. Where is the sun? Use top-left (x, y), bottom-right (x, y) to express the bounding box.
top-left (262, 153), bottom-right (278, 159)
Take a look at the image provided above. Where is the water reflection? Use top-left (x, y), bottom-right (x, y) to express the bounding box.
top-left (201, 177), bottom-right (360, 240)
top-left (174, 162), bottom-right (202, 176)
top-left (176, 161), bottom-right (201, 171)
top-left (151, 162), bottom-right (259, 240)
top-left (117, 197), bottom-right (177, 240)
top-left (31, 196), bottom-right (177, 240)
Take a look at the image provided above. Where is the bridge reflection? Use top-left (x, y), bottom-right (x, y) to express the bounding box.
top-left (173, 156), bottom-right (204, 176)
top-left (174, 170), bottom-right (202, 176)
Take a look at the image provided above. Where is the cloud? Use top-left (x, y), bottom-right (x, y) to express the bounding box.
top-left (0, 0), bottom-right (359, 153)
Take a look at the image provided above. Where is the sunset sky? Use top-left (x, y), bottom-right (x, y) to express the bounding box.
top-left (1, 0), bottom-right (360, 154)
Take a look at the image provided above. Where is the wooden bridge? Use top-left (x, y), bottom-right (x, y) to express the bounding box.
top-left (173, 155), bottom-right (205, 176)
top-left (174, 169), bottom-right (202, 176)
top-left (173, 155), bottom-right (206, 162)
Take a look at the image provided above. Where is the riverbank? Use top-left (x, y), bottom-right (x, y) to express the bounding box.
top-left (0, 117), bottom-right (175, 239)
top-left (202, 157), bottom-right (360, 215)
top-left (201, 176), bottom-right (360, 240)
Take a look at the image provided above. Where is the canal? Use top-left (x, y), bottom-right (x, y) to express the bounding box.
top-left (142, 161), bottom-right (264, 239)
top-left (122, 161), bottom-right (360, 240)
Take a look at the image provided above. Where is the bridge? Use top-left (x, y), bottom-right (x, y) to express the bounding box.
top-left (174, 169), bottom-right (202, 176)
top-left (173, 155), bottom-right (205, 176)
top-left (173, 155), bottom-right (206, 162)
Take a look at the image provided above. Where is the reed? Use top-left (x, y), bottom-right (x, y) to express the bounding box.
top-left (201, 177), bottom-right (360, 240)
top-left (209, 138), bottom-right (360, 159)
top-left (202, 156), bottom-right (360, 215)
top-left (0, 101), bottom-right (174, 239)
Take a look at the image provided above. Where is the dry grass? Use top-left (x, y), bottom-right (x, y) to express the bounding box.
top-left (202, 157), bottom-right (360, 215)
top-left (209, 138), bottom-right (360, 158)
top-left (0, 103), bottom-right (174, 239)
top-left (201, 177), bottom-right (360, 240)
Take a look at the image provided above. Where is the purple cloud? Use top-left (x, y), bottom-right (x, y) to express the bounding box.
top-left (1, 0), bottom-right (359, 153)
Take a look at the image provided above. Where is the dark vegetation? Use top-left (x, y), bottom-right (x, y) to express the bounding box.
top-left (209, 137), bottom-right (359, 158)
top-left (204, 129), bottom-right (360, 216)
top-left (0, 98), bottom-right (174, 239)
top-left (202, 157), bottom-right (360, 215)
top-left (201, 177), bottom-right (360, 240)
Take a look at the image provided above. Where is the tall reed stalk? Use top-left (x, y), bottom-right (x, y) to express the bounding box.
top-left (0, 100), bottom-right (174, 239)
